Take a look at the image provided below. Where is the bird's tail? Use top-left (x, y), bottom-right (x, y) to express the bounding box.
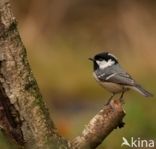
top-left (133, 84), bottom-right (153, 97)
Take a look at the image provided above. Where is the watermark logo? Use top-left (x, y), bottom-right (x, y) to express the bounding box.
top-left (121, 137), bottom-right (155, 148)
top-left (121, 137), bottom-right (131, 147)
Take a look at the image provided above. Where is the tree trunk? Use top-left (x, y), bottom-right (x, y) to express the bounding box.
top-left (0, 0), bottom-right (68, 148)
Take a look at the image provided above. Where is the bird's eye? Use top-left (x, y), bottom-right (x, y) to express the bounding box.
top-left (98, 57), bottom-right (103, 61)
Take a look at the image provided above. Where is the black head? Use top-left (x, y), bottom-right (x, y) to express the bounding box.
top-left (89, 52), bottom-right (118, 70)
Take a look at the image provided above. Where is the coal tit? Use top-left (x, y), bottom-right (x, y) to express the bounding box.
top-left (89, 52), bottom-right (153, 100)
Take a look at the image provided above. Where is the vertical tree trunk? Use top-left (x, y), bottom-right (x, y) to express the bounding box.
top-left (0, 0), bottom-right (68, 148)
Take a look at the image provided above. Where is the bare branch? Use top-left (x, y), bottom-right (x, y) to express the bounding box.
top-left (71, 99), bottom-right (125, 149)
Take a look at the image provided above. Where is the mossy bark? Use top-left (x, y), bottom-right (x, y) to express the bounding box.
top-left (0, 1), bottom-right (69, 148)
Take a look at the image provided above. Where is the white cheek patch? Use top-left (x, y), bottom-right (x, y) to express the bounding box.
top-left (96, 59), bottom-right (115, 69)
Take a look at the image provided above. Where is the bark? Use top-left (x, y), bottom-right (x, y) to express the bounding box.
top-left (71, 99), bottom-right (125, 149)
top-left (0, 0), bottom-right (126, 149)
top-left (0, 0), bottom-right (68, 148)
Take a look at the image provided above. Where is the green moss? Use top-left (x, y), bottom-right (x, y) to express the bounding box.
top-left (0, 131), bottom-right (19, 149)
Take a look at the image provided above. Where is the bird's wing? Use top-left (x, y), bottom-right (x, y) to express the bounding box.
top-left (106, 72), bottom-right (135, 86)
top-left (96, 65), bottom-right (136, 86)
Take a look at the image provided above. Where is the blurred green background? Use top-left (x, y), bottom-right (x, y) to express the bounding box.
top-left (2, 0), bottom-right (156, 148)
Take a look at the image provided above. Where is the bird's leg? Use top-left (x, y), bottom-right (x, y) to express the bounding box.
top-left (119, 91), bottom-right (125, 103)
top-left (106, 93), bottom-right (115, 105)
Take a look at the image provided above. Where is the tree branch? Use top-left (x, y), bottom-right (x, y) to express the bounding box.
top-left (71, 99), bottom-right (125, 149)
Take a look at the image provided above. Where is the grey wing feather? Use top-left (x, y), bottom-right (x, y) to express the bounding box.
top-left (106, 72), bottom-right (135, 86)
top-left (96, 64), bottom-right (136, 86)
top-left (95, 64), bottom-right (153, 97)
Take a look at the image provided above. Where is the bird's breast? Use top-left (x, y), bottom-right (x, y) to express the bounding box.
top-left (100, 82), bottom-right (123, 93)
top-left (93, 72), bottom-right (123, 94)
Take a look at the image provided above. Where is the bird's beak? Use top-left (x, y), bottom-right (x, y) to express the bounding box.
top-left (88, 57), bottom-right (94, 61)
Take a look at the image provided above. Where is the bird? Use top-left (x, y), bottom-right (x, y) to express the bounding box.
top-left (89, 52), bottom-right (153, 102)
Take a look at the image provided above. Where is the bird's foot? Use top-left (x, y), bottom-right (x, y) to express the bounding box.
top-left (119, 91), bottom-right (125, 104)
top-left (105, 94), bottom-right (115, 105)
